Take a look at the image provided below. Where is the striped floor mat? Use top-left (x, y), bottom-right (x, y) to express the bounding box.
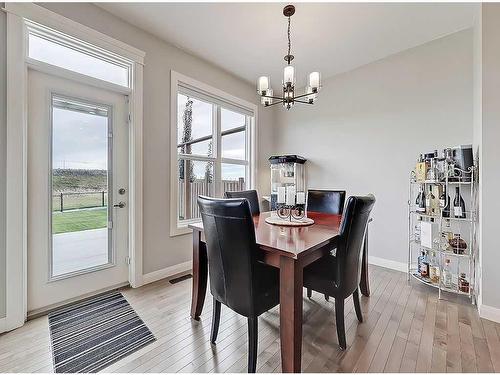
top-left (48, 291), bottom-right (156, 373)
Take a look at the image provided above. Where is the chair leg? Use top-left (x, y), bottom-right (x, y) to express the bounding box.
top-left (335, 298), bottom-right (347, 350)
top-left (248, 316), bottom-right (258, 373)
top-left (307, 288), bottom-right (312, 299)
top-left (210, 298), bottom-right (221, 344)
top-left (353, 289), bottom-right (363, 323)
top-left (324, 294), bottom-right (329, 301)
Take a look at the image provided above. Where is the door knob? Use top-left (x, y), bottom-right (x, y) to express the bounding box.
top-left (113, 202), bottom-right (126, 208)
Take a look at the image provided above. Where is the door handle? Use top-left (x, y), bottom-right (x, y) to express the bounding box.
top-left (113, 202), bottom-right (126, 208)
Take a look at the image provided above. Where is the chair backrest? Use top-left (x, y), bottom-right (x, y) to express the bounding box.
top-left (224, 189), bottom-right (260, 216)
top-left (307, 189), bottom-right (346, 215)
top-left (335, 195), bottom-right (375, 297)
top-left (197, 195), bottom-right (258, 317)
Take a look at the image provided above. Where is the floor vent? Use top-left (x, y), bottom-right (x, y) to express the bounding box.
top-left (169, 274), bottom-right (193, 284)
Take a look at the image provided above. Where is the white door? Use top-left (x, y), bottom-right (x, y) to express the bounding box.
top-left (27, 70), bottom-right (129, 313)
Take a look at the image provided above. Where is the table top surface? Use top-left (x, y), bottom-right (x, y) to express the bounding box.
top-left (189, 211), bottom-right (342, 259)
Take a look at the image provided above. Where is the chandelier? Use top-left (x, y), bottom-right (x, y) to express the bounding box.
top-left (257, 5), bottom-right (322, 110)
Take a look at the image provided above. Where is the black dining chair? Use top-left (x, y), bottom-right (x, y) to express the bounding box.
top-left (197, 196), bottom-right (280, 373)
top-left (303, 195), bottom-right (375, 350)
top-left (306, 189), bottom-right (346, 300)
top-left (306, 189), bottom-right (346, 215)
top-left (224, 189), bottom-right (260, 216)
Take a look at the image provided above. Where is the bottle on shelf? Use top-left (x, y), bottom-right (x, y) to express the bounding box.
top-left (426, 158), bottom-right (437, 181)
top-left (425, 186), bottom-right (436, 215)
top-left (453, 186), bottom-right (466, 219)
top-left (416, 186), bottom-right (426, 213)
top-left (429, 251), bottom-right (440, 284)
top-left (418, 250), bottom-right (429, 277)
top-left (442, 258), bottom-right (453, 288)
top-left (459, 273), bottom-right (470, 293)
top-left (439, 186), bottom-right (450, 218)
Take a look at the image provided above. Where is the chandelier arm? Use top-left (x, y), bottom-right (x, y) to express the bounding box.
top-left (265, 101), bottom-right (285, 107)
top-left (293, 92), bottom-right (315, 100)
top-left (262, 94), bottom-right (287, 100)
top-left (293, 99), bottom-right (314, 104)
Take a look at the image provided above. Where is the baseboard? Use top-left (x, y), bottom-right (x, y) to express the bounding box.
top-left (479, 303), bottom-right (500, 323)
top-left (0, 316), bottom-right (6, 333)
top-left (142, 261), bottom-right (192, 285)
top-left (368, 255), bottom-right (407, 273)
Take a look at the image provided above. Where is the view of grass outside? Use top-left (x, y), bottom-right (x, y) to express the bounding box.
top-left (52, 169), bottom-right (108, 234)
top-left (52, 207), bottom-right (107, 234)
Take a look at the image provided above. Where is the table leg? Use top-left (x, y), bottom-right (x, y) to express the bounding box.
top-left (360, 226), bottom-right (370, 297)
top-left (190, 230), bottom-right (208, 320)
top-left (279, 256), bottom-right (303, 373)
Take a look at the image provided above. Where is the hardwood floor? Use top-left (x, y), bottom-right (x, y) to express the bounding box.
top-left (0, 265), bottom-right (499, 373)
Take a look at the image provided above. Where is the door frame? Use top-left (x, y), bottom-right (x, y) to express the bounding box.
top-left (4, 3), bottom-right (145, 332)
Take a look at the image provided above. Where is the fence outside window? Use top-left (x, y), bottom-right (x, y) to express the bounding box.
top-left (52, 191), bottom-right (108, 212)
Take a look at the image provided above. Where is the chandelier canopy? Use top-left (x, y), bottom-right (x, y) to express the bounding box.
top-left (257, 5), bottom-right (322, 110)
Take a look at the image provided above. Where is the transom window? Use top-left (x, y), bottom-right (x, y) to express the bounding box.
top-left (173, 79), bottom-right (255, 233)
top-left (27, 21), bottom-right (132, 87)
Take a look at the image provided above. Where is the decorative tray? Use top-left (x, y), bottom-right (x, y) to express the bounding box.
top-left (265, 216), bottom-right (314, 227)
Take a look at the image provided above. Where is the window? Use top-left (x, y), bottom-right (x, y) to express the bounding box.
top-left (172, 73), bottom-right (256, 234)
top-left (27, 22), bottom-right (131, 87)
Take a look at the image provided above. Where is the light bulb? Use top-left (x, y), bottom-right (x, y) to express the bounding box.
top-left (308, 72), bottom-right (321, 92)
top-left (257, 76), bottom-right (270, 95)
top-left (283, 66), bottom-right (295, 87)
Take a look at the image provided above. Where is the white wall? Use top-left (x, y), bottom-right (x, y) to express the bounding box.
top-left (39, 3), bottom-right (275, 276)
top-left (478, 3), bottom-right (500, 316)
top-left (0, 4), bottom-right (7, 318)
top-left (271, 29), bottom-right (473, 268)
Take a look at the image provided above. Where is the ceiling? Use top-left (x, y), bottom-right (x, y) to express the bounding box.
top-left (98, 3), bottom-right (475, 89)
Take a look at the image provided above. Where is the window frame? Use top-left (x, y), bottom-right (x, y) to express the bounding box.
top-left (170, 71), bottom-right (258, 236)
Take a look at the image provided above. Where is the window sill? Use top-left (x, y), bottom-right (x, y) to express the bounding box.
top-left (170, 220), bottom-right (200, 237)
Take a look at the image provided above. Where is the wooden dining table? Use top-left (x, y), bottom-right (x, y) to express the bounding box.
top-left (188, 211), bottom-right (371, 373)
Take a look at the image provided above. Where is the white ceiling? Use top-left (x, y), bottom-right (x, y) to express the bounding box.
top-left (98, 3), bottom-right (475, 89)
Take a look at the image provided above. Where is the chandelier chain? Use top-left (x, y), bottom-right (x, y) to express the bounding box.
top-left (287, 16), bottom-right (291, 63)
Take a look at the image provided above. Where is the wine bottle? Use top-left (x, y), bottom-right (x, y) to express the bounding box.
top-left (425, 186), bottom-right (435, 215)
top-left (453, 187), bottom-right (466, 219)
top-left (417, 186), bottom-right (426, 213)
top-left (439, 187), bottom-right (450, 218)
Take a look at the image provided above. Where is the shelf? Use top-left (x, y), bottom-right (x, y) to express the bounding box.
top-left (409, 210), bottom-right (474, 222)
top-left (409, 270), bottom-right (471, 296)
top-left (410, 271), bottom-right (439, 289)
top-left (409, 241), bottom-right (471, 258)
top-left (410, 180), bottom-right (472, 185)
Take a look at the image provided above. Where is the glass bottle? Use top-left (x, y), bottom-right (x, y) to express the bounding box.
top-left (429, 251), bottom-right (440, 284)
top-left (442, 258), bottom-right (453, 288)
top-left (459, 273), bottom-right (470, 293)
top-left (425, 186), bottom-right (435, 215)
top-left (439, 186), bottom-right (450, 218)
top-left (418, 250), bottom-right (429, 278)
top-left (416, 186), bottom-right (426, 213)
top-left (453, 187), bottom-right (466, 219)
top-left (426, 158), bottom-right (437, 181)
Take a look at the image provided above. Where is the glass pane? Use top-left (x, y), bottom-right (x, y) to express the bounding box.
top-left (178, 159), bottom-right (214, 221)
top-left (51, 98), bottom-right (110, 277)
top-left (222, 130), bottom-right (246, 160)
top-left (222, 163), bottom-right (246, 194)
top-left (29, 34), bottom-right (129, 87)
top-left (177, 94), bottom-right (213, 157)
top-left (221, 108), bottom-right (245, 131)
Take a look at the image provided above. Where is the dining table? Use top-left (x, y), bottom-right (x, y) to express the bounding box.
top-left (188, 211), bottom-right (371, 373)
